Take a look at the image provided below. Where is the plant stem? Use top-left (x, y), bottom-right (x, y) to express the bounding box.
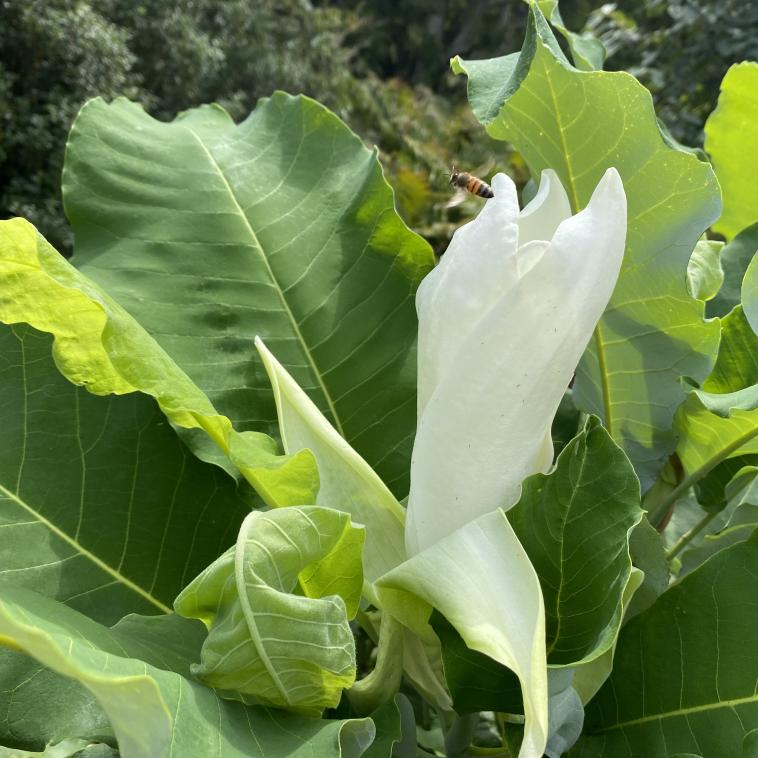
top-left (665, 510), bottom-right (719, 560)
top-left (347, 613), bottom-right (403, 715)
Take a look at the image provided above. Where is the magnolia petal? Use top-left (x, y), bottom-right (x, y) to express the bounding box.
top-left (255, 337), bottom-right (406, 603)
top-left (406, 168), bottom-right (626, 554)
top-left (416, 173), bottom-right (520, 415)
top-left (517, 169), bottom-right (573, 248)
top-left (377, 509), bottom-right (548, 758)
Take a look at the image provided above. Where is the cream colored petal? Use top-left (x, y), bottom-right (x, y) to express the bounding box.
top-left (517, 168), bottom-right (573, 247)
top-left (406, 168), bottom-right (626, 555)
top-left (416, 173), bottom-right (520, 415)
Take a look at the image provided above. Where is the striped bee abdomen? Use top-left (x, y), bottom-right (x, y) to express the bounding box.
top-left (449, 168), bottom-right (494, 198)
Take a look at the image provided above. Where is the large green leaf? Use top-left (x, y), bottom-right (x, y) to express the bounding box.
top-left (0, 322), bottom-right (251, 624)
top-left (174, 507), bottom-right (364, 713)
top-left (571, 531), bottom-right (758, 757)
top-left (63, 94), bottom-right (434, 497)
top-left (0, 588), bottom-right (375, 758)
top-left (507, 417), bottom-right (642, 667)
top-left (452, 4), bottom-right (720, 487)
top-left (704, 62), bottom-right (758, 240)
top-left (0, 218), bottom-right (317, 507)
top-left (0, 649), bottom-right (112, 750)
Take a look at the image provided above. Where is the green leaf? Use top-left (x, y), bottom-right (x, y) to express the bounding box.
top-left (507, 418), bottom-right (643, 666)
top-left (0, 588), bottom-right (374, 758)
top-left (377, 510), bottom-right (548, 758)
top-left (0, 218), bottom-right (317, 507)
top-left (675, 383), bottom-right (758, 491)
top-left (707, 222), bottom-right (758, 317)
top-left (0, 649), bottom-right (112, 750)
top-left (572, 532), bottom-right (758, 757)
top-left (741, 251), bottom-right (758, 337)
top-left (452, 4), bottom-right (721, 486)
top-left (0, 739), bottom-right (116, 757)
top-left (0, 322), bottom-right (251, 624)
top-left (256, 338), bottom-right (405, 600)
top-left (625, 519), bottom-right (669, 620)
top-left (537, 0), bottom-right (606, 71)
top-left (64, 95), bottom-right (434, 498)
top-left (702, 306), bottom-right (758, 394)
top-left (687, 239), bottom-right (724, 302)
top-left (705, 62), bottom-right (758, 239)
top-left (680, 466), bottom-right (758, 575)
top-left (174, 506), bottom-right (363, 713)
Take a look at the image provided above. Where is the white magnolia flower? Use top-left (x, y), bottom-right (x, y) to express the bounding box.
top-left (405, 168), bottom-right (627, 556)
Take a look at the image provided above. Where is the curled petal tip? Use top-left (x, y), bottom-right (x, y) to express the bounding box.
top-left (490, 172), bottom-right (518, 197)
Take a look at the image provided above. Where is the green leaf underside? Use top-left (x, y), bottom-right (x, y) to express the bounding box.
top-left (0, 218), bottom-right (317, 508)
top-left (572, 532), bottom-right (758, 757)
top-left (174, 507), bottom-right (363, 713)
top-left (508, 418), bottom-right (642, 666)
top-left (707, 222), bottom-right (758, 318)
top-left (0, 323), bottom-right (251, 624)
top-left (0, 588), bottom-right (374, 758)
top-left (453, 5), bottom-right (720, 487)
top-left (705, 62), bottom-right (758, 240)
top-left (64, 94), bottom-right (434, 497)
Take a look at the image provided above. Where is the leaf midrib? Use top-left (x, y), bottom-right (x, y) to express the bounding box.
top-left (182, 126), bottom-right (346, 438)
top-left (0, 481), bottom-right (170, 613)
top-left (593, 690), bottom-right (758, 732)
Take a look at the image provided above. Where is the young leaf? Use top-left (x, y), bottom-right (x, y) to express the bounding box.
top-left (174, 507), bottom-right (364, 713)
top-left (64, 94), bottom-right (434, 498)
top-left (705, 62), bottom-right (758, 240)
top-left (0, 219), bottom-right (317, 507)
top-left (573, 532), bottom-right (758, 757)
top-left (0, 588), bottom-right (374, 758)
top-left (0, 323), bottom-right (250, 624)
top-left (452, 3), bottom-right (721, 487)
top-left (687, 239), bottom-right (724, 302)
top-left (256, 338), bottom-right (406, 600)
top-left (507, 418), bottom-right (642, 666)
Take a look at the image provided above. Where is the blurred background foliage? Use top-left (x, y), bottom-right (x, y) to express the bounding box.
top-left (1, 0), bottom-right (757, 255)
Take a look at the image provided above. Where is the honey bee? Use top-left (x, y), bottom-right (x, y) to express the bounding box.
top-left (449, 167), bottom-right (494, 198)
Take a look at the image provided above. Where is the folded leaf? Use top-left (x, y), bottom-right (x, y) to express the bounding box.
top-left (702, 306), bottom-right (758, 394)
top-left (377, 511), bottom-right (548, 758)
top-left (573, 531), bottom-right (758, 757)
top-left (0, 219), bottom-right (317, 507)
top-left (452, 3), bottom-right (720, 487)
top-left (175, 506), bottom-right (364, 713)
top-left (64, 94), bottom-right (434, 498)
top-left (0, 588), bottom-right (374, 758)
top-left (705, 61), bottom-right (758, 240)
top-left (687, 239), bottom-right (724, 302)
top-left (0, 323), bottom-right (250, 624)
